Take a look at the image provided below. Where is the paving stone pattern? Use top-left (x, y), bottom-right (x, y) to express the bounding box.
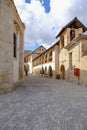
top-left (0, 75), bottom-right (87, 130)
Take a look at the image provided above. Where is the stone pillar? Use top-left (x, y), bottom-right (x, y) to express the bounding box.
top-left (19, 32), bottom-right (24, 81)
top-left (54, 44), bottom-right (59, 78)
top-left (0, 0), bottom-right (14, 94)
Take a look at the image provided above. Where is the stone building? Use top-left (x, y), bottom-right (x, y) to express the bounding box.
top-left (56, 17), bottom-right (87, 86)
top-left (0, 0), bottom-right (25, 94)
top-left (24, 46), bottom-right (46, 74)
top-left (24, 17), bottom-right (87, 86)
top-left (33, 42), bottom-right (59, 78)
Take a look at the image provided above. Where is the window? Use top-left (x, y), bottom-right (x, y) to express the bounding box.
top-left (13, 33), bottom-right (17, 58)
top-left (70, 30), bottom-right (75, 41)
top-left (49, 51), bottom-right (52, 62)
top-left (45, 54), bottom-right (47, 63)
top-left (69, 52), bottom-right (72, 70)
top-left (42, 57), bottom-right (44, 63)
top-left (40, 58), bottom-right (41, 64)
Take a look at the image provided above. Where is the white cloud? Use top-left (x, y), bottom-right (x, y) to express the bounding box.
top-left (14, 0), bottom-right (87, 50)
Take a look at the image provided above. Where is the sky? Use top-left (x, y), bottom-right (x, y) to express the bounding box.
top-left (14, 0), bottom-right (87, 50)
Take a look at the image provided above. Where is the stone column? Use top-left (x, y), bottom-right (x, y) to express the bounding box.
top-left (0, 0), bottom-right (14, 94)
top-left (54, 44), bottom-right (59, 78)
top-left (19, 32), bottom-right (24, 81)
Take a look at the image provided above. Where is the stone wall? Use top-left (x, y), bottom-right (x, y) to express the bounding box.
top-left (25, 46), bottom-right (46, 74)
top-left (0, 0), bottom-right (25, 94)
top-left (32, 43), bottom-right (59, 78)
top-left (0, 0), bottom-right (14, 94)
top-left (59, 33), bottom-right (87, 86)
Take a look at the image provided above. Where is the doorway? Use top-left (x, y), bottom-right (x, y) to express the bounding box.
top-left (60, 65), bottom-right (65, 79)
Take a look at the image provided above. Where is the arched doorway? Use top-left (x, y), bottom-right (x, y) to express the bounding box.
top-left (41, 66), bottom-right (44, 75)
top-left (60, 65), bottom-right (65, 79)
top-left (45, 67), bottom-right (47, 75)
top-left (48, 66), bottom-right (53, 77)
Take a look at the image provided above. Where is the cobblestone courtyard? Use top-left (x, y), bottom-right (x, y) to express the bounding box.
top-left (0, 75), bottom-right (87, 130)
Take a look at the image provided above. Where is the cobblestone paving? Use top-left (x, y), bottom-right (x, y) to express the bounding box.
top-left (0, 75), bottom-right (87, 130)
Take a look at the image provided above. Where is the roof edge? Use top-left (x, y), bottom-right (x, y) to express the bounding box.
top-left (56, 17), bottom-right (87, 38)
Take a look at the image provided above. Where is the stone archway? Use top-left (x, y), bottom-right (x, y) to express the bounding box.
top-left (41, 66), bottom-right (44, 75)
top-left (60, 65), bottom-right (65, 79)
top-left (45, 67), bottom-right (47, 75)
top-left (48, 66), bottom-right (53, 77)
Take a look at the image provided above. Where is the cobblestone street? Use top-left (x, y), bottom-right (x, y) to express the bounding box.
top-left (0, 75), bottom-right (87, 130)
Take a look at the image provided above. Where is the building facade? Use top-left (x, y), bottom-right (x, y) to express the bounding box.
top-left (24, 17), bottom-right (87, 86)
top-left (33, 42), bottom-right (59, 78)
top-left (56, 17), bottom-right (87, 86)
top-left (0, 0), bottom-right (25, 94)
top-left (24, 46), bottom-right (46, 74)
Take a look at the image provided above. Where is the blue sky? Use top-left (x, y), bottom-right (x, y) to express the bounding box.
top-left (24, 0), bottom-right (51, 50)
top-left (14, 0), bottom-right (87, 50)
top-left (25, 0), bottom-right (31, 3)
top-left (25, 0), bottom-right (50, 13)
top-left (39, 0), bottom-right (50, 13)
top-left (24, 42), bottom-right (40, 50)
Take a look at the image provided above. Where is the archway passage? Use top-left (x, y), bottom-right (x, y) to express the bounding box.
top-left (45, 67), bottom-right (47, 75)
top-left (60, 65), bottom-right (65, 79)
top-left (41, 67), bottom-right (44, 75)
top-left (48, 66), bottom-right (53, 77)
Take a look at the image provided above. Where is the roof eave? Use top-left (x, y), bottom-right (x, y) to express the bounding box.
top-left (33, 41), bottom-right (59, 61)
top-left (56, 17), bottom-right (87, 38)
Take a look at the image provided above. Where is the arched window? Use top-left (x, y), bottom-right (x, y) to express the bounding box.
top-left (49, 51), bottom-right (52, 62)
top-left (70, 30), bottom-right (75, 41)
top-left (40, 58), bottom-right (41, 64)
top-left (45, 54), bottom-right (47, 63)
top-left (49, 51), bottom-right (52, 56)
top-left (42, 57), bottom-right (44, 63)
